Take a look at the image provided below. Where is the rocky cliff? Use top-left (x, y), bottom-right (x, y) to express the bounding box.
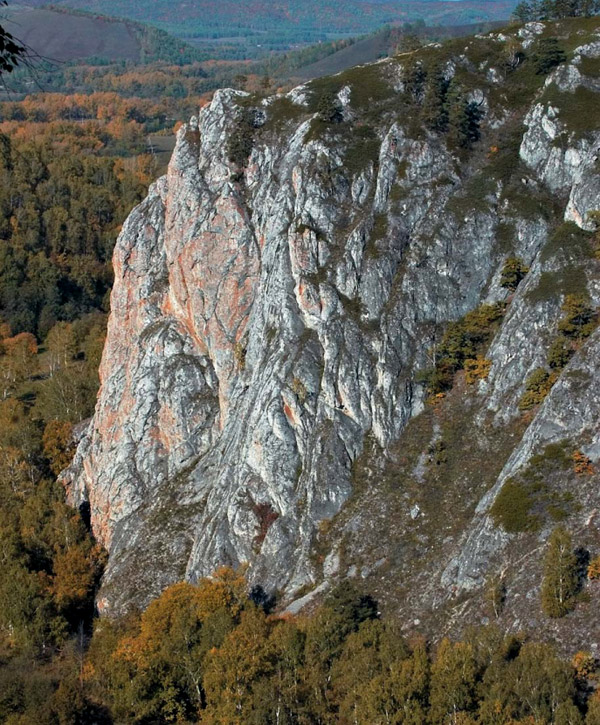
top-left (63, 18), bottom-right (600, 647)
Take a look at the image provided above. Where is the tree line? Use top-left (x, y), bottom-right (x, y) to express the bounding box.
top-left (2, 564), bottom-right (599, 723)
top-left (513, 0), bottom-right (600, 22)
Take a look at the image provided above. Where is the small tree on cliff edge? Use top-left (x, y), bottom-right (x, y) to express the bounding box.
top-left (541, 526), bottom-right (578, 618)
top-left (532, 38), bottom-right (567, 75)
top-left (317, 91), bottom-right (343, 123)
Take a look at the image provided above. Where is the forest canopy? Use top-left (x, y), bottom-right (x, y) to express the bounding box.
top-left (2, 566), bottom-right (599, 723)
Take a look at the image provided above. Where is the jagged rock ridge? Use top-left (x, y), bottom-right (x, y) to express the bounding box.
top-left (64, 20), bottom-right (600, 644)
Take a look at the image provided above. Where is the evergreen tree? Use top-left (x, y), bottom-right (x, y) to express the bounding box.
top-left (402, 60), bottom-right (427, 103)
top-left (448, 95), bottom-right (483, 149)
top-left (317, 91), bottom-right (343, 123)
top-left (500, 256), bottom-right (529, 291)
top-left (548, 336), bottom-right (574, 370)
top-left (227, 109), bottom-right (256, 167)
top-left (553, 0), bottom-right (578, 17)
top-left (421, 65), bottom-right (450, 133)
top-left (557, 294), bottom-right (597, 339)
top-left (325, 580), bottom-right (378, 632)
top-left (532, 38), bottom-right (567, 75)
top-left (513, 1), bottom-right (535, 22)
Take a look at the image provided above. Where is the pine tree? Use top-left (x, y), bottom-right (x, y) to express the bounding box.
top-left (317, 91), bottom-right (343, 123)
top-left (532, 38), bottom-right (567, 75)
top-left (513, 0), bottom-right (534, 20)
top-left (557, 294), bottom-right (597, 340)
top-left (553, 0), bottom-right (577, 18)
top-left (402, 60), bottom-right (427, 103)
top-left (548, 336), bottom-right (574, 370)
top-left (541, 527), bottom-right (578, 618)
top-left (421, 66), bottom-right (450, 133)
top-left (448, 96), bottom-right (483, 149)
top-left (500, 256), bottom-right (529, 291)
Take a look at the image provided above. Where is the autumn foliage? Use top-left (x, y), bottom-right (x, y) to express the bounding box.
top-left (72, 573), bottom-right (597, 724)
top-left (43, 420), bottom-right (76, 476)
top-left (588, 556), bottom-right (600, 581)
top-left (573, 450), bottom-right (594, 476)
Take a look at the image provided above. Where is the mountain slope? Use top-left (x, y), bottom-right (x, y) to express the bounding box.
top-left (63, 18), bottom-right (600, 650)
top-left (24, 0), bottom-right (515, 47)
top-left (294, 22), bottom-right (505, 80)
top-left (3, 5), bottom-right (202, 63)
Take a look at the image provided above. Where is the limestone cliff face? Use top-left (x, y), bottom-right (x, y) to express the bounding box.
top-left (64, 21), bottom-right (600, 634)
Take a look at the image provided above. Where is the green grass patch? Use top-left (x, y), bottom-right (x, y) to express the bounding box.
top-left (347, 64), bottom-right (392, 111)
top-left (303, 116), bottom-right (333, 144)
top-left (502, 176), bottom-right (559, 220)
top-left (487, 127), bottom-right (524, 185)
top-left (343, 124), bottom-right (380, 176)
top-left (578, 54), bottom-right (600, 78)
top-left (339, 292), bottom-right (366, 321)
top-left (371, 212), bottom-right (388, 242)
top-left (491, 441), bottom-right (576, 533)
top-left (494, 221), bottom-right (516, 255)
top-left (542, 85), bottom-right (600, 139)
top-left (461, 35), bottom-right (506, 67)
top-left (447, 173), bottom-right (496, 217)
top-left (527, 441), bottom-right (571, 470)
top-left (539, 16), bottom-right (600, 52)
top-left (306, 267), bottom-right (329, 285)
top-left (490, 480), bottom-right (538, 533)
top-left (540, 221), bottom-right (594, 263)
top-left (263, 96), bottom-right (304, 131)
top-left (389, 181), bottom-right (409, 206)
top-left (307, 62), bottom-right (391, 115)
top-left (526, 265), bottom-right (585, 302)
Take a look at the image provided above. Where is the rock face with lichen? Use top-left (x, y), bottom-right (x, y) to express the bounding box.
top-left (63, 20), bottom-right (600, 645)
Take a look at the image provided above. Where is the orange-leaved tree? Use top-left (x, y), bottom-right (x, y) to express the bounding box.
top-left (105, 567), bottom-right (248, 722)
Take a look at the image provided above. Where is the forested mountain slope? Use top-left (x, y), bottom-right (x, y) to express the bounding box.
top-left (2, 5), bottom-right (203, 64)
top-left (64, 17), bottom-right (600, 654)
top-left (22, 0), bottom-right (515, 53)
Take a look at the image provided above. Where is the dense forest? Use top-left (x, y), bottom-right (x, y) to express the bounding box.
top-left (2, 564), bottom-right (600, 723)
top-left (0, 39), bottom-right (188, 725)
top-left (514, 0), bottom-right (600, 21)
top-left (0, 103), bottom-right (145, 725)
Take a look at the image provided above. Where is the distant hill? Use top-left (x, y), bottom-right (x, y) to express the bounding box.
top-left (294, 20), bottom-right (505, 79)
top-left (14, 0), bottom-right (516, 56)
top-left (3, 7), bottom-right (139, 62)
top-left (3, 5), bottom-right (203, 64)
